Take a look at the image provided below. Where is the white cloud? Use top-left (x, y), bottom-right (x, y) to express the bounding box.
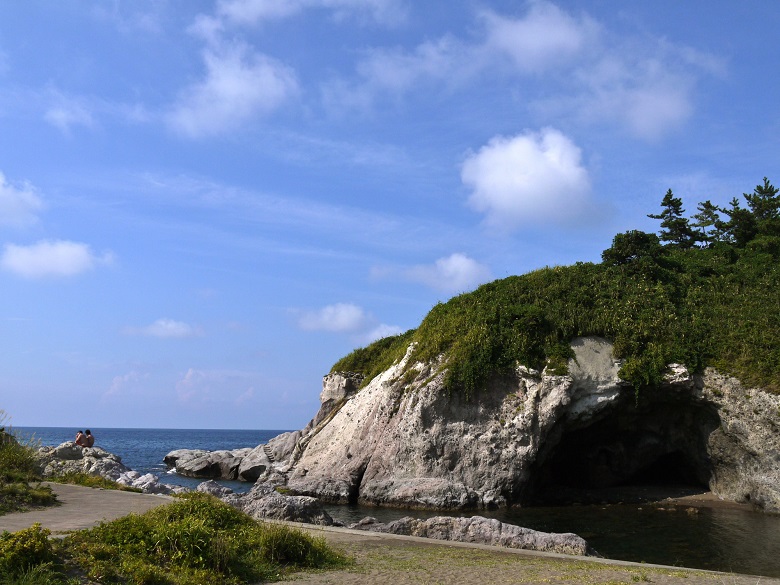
top-left (405, 253), bottom-right (491, 293)
top-left (44, 94), bottom-right (95, 133)
top-left (168, 44), bottom-right (298, 138)
top-left (216, 0), bottom-right (407, 26)
top-left (235, 386), bottom-right (255, 406)
top-left (322, 36), bottom-right (468, 113)
top-left (296, 302), bottom-right (401, 343)
top-left (322, 1), bottom-right (597, 109)
top-left (297, 302), bottom-right (368, 332)
top-left (0, 172), bottom-right (44, 227)
top-left (328, 2), bottom-right (713, 140)
top-left (176, 368), bottom-right (208, 403)
top-left (175, 368), bottom-right (260, 405)
top-left (92, 2), bottom-right (165, 35)
top-left (363, 323), bottom-right (403, 343)
top-left (45, 105), bottom-right (94, 133)
top-left (461, 128), bottom-right (591, 232)
top-left (127, 318), bottom-right (204, 339)
top-left (1, 240), bottom-right (114, 278)
top-left (481, 4), bottom-right (598, 73)
top-left (104, 370), bottom-right (148, 400)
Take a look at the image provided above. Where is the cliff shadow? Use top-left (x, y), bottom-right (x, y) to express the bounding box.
top-left (525, 388), bottom-right (721, 506)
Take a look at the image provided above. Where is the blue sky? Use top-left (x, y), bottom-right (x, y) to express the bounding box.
top-left (1, 1), bottom-right (778, 430)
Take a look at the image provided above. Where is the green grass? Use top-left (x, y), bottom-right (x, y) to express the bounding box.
top-left (48, 472), bottom-right (142, 493)
top-left (332, 236), bottom-right (780, 399)
top-left (0, 415), bottom-right (56, 516)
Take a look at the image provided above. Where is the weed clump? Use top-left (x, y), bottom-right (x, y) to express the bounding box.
top-left (0, 413), bottom-right (56, 516)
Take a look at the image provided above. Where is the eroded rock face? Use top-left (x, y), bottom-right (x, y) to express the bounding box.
top-left (350, 516), bottom-right (595, 556)
top-left (262, 337), bottom-right (780, 513)
top-left (701, 370), bottom-right (780, 511)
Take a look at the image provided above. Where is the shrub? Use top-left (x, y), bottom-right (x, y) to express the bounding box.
top-left (66, 492), bottom-right (349, 584)
top-left (0, 524), bottom-right (54, 576)
top-left (0, 413), bottom-right (56, 516)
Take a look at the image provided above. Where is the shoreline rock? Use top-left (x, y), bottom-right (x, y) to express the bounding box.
top-left (349, 515), bottom-right (596, 556)
top-left (163, 448), bottom-right (254, 480)
top-left (36, 442), bottom-right (187, 495)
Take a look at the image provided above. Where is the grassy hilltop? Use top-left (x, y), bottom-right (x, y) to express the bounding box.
top-left (333, 179), bottom-right (780, 398)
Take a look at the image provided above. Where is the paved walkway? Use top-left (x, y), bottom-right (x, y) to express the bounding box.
top-left (0, 482), bottom-right (173, 534)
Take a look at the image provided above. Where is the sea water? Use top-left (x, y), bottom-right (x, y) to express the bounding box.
top-left (14, 426), bottom-right (286, 492)
top-left (13, 426), bottom-right (780, 577)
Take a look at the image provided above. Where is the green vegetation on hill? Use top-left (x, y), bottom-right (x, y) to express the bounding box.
top-left (332, 179), bottom-right (780, 398)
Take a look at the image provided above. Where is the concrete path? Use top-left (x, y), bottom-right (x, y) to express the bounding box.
top-left (0, 482), bottom-right (173, 534)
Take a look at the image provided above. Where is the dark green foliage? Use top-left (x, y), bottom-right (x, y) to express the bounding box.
top-left (65, 492), bottom-right (349, 584)
top-left (692, 200), bottom-right (727, 246)
top-left (330, 180), bottom-right (780, 399)
top-left (744, 177), bottom-right (780, 224)
top-left (648, 189), bottom-right (698, 248)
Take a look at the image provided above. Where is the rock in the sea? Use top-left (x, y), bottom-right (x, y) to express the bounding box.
top-left (162, 448), bottom-right (209, 468)
top-left (164, 448), bottom-right (253, 480)
top-left (350, 515), bottom-right (595, 556)
top-left (36, 442), bottom-right (185, 495)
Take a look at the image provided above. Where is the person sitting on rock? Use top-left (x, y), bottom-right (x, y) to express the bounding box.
top-left (85, 429), bottom-right (95, 447)
top-left (75, 430), bottom-right (88, 447)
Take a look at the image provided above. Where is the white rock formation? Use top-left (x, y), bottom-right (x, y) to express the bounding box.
top-left (262, 337), bottom-right (780, 513)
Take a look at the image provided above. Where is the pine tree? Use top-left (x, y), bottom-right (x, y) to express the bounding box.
top-left (720, 197), bottom-right (758, 247)
top-left (744, 177), bottom-right (780, 238)
top-left (692, 200), bottom-right (726, 246)
top-left (744, 177), bottom-right (779, 223)
top-left (647, 189), bottom-right (697, 248)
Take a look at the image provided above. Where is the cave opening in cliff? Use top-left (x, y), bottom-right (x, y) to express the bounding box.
top-left (527, 396), bottom-right (719, 505)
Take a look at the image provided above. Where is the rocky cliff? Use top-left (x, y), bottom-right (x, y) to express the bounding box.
top-left (252, 336), bottom-right (780, 513)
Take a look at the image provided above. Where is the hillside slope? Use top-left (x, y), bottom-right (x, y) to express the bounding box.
top-left (257, 180), bottom-right (780, 511)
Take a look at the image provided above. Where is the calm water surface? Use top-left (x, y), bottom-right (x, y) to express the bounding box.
top-left (15, 426), bottom-right (780, 577)
top-left (324, 501), bottom-right (780, 577)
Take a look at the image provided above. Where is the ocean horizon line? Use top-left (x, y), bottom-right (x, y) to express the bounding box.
top-left (13, 425), bottom-right (295, 433)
